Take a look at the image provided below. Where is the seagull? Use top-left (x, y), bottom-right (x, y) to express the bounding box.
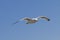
top-left (13, 16), bottom-right (50, 24)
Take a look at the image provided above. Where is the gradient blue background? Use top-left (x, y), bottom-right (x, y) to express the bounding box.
top-left (0, 0), bottom-right (60, 40)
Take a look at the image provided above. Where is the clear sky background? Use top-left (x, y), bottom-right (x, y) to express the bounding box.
top-left (0, 0), bottom-right (60, 40)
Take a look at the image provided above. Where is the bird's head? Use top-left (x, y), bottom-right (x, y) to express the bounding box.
top-left (32, 18), bottom-right (38, 20)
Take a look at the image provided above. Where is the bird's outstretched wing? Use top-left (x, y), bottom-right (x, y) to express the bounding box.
top-left (13, 18), bottom-right (23, 25)
top-left (13, 20), bottom-right (21, 25)
top-left (13, 17), bottom-right (32, 25)
top-left (22, 17), bottom-right (32, 21)
top-left (40, 16), bottom-right (50, 21)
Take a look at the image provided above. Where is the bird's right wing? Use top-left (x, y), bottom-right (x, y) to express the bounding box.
top-left (40, 16), bottom-right (50, 21)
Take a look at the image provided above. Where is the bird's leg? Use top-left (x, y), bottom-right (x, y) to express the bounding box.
top-left (26, 22), bottom-right (29, 24)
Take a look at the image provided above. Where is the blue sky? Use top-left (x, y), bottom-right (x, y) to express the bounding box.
top-left (0, 0), bottom-right (60, 40)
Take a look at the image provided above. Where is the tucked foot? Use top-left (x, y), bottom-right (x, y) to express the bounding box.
top-left (26, 23), bottom-right (29, 24)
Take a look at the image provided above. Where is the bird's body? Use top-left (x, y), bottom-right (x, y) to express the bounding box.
top-left (26, 19), bottom-right (38, 24)
top-left (13, 16), bottom-right (50, 24)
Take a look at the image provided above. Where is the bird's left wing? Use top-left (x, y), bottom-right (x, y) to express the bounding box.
top-left (13, 17), bottom-right (32, 25)
top-left (13, 19), bottom-right (21, 25)
top-left (22, 17), bottom-right (32, 21)
top-left (13, 18), bottom-right (24, 25)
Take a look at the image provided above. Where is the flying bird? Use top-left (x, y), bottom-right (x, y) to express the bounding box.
top-left (13, 16), bottom-right (50, 24)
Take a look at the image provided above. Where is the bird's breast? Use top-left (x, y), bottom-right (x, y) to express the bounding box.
top-left (30, 20), bottom-right (37, 23)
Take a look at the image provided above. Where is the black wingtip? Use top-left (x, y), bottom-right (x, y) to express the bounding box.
top-left (48, 19), bottom-right (50, 21)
